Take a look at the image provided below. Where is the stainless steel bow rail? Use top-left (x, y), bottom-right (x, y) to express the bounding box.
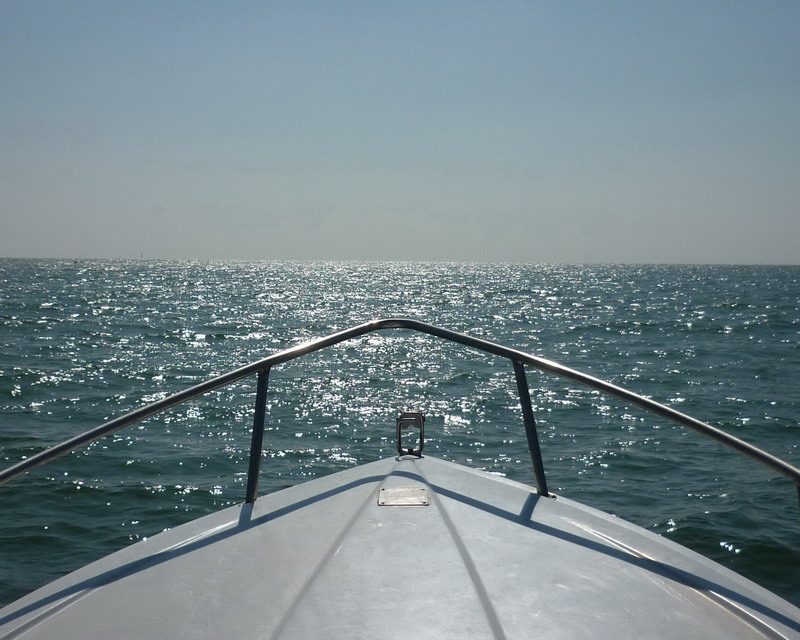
top-left (1, 318), bottom-right (798, 508)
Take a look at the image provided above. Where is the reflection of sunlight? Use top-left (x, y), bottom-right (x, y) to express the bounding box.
top-left (444, 414), bottom-right (470, 427)
top-left (2, 261), bottom-right (797, 607)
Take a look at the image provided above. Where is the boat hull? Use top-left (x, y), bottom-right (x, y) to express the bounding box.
top-left (2, 456), bottom-right (798, 639)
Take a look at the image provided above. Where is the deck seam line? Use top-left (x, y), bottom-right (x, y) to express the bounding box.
top-left (418, 462), bottom-right (509, 640)
top-left (267, 463), bottom-right (397, 640)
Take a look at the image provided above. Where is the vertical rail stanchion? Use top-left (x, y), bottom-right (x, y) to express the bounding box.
top-left (513, 360), bottom-right (549, 497)
top-left (245, 367), bottom-right (270, 504)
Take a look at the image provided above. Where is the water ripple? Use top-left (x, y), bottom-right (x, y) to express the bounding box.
top-left (1, 260), bottom-right (798, 606)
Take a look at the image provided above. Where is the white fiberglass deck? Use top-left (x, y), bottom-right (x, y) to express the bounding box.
top-left (1, 456), bottom-right (798, 640)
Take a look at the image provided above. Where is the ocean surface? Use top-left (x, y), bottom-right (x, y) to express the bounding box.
top-left (0, 259), bottom-right (798, 608)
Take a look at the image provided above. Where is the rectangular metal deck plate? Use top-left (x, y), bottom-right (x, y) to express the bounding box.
top-left (377, 487), bottom-right (429, 506)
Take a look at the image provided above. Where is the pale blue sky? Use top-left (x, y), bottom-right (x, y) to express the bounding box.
top-left (1, 1), bottom-right (798, 262)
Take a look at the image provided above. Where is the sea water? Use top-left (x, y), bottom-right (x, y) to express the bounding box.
top-left (1, 259), bottom-right (798, 606)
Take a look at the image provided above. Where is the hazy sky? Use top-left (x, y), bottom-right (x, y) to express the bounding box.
top-left (1, 1), bottom-right (798, 262)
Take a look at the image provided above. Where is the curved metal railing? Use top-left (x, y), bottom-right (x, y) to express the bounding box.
top-left (1, 318), bottom-right (798, 507)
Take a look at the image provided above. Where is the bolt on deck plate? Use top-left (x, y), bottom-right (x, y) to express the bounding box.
top-left (377, 487), bottom-right (429, 506)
